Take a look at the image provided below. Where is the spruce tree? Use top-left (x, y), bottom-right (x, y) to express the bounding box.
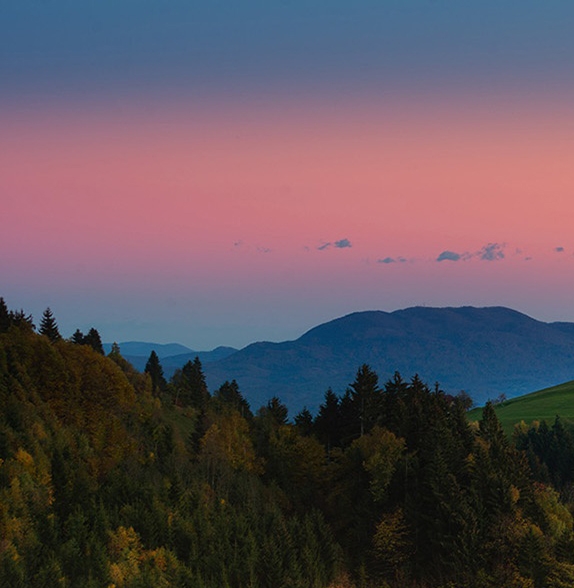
top-left (39, 307), bottom-right (61, 342)
top-left (0, 297), bottom-right (10, 333)
top-left (171, 356), bottom-right (209, 408)
top-left (145, 350), bottom-right (166, 395)
top-left (84, 328), bottom-right (104, 354)
top-left (348, 364), bottom-right (382, 437)
top-left (293, 407), bottom-right (313, 436)
top-left (71, 329), bottom-right (85, 344)
top-left (314, 388), bottom-right (342, 452)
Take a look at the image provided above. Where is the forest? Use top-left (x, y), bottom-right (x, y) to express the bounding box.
top-left (2, 298), bottom-right (574, 587)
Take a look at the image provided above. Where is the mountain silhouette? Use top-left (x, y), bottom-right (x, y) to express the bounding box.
top-left (201, 306), bottom-right (574, 413)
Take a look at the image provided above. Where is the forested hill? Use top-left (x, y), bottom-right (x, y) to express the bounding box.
top-left (4, 299), bottom-right (574, 586)
top-left (203, 306), bottom-right (574, 411)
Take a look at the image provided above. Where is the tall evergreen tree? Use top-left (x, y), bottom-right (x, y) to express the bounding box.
top-left (145, 350), bottom-right (166, 395)
top-left (294, 407), bottom-right (314, 436)
top-left (71, 329), bottom-right (85, 345)
top-left (39, 307), bottom-right (61, 342)
top-left (171, 357), bottom-right (209, 408)
top-left (0, 297), bottom-right (10, 333)
top-left (314, 388), bottom-right (342, 452)
top-left (348, 364), bottom-right (382, 438)
top-left (213, 379), bottom-right (251, 418)
top-left (84, 328), bottom-right (104, 354)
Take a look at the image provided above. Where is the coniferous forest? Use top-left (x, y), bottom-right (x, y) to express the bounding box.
top-left (3, 298), bottom-right (574, 587)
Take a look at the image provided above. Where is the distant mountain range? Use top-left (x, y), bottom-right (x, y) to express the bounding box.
top-left (107, 307), bottom-right (574, 414)
top-left (102, 341), bottom-right (237, 373)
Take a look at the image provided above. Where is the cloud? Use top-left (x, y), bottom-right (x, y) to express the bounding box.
top-left (257, 246), bottom-right (271, 254)
top-left (436, 243), bottom-right (505, 262)
top-left (377, 255), bottom-right (408, 264)
top-left (437, 250), bottom-right (462, 262)
top-left (555, 246), bottom-right (565, 252)
top-left (478, 242), bottom-right (505, 261)
top-left (317, 238), bottom-right (352, 251)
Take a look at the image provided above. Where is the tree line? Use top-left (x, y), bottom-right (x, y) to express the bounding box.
top-left (2, 297), bottom-right (574, 587)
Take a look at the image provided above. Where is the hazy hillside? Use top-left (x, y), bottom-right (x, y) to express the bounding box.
top-left (203, 306), bottom-right (574, 412)
top-left (102, 342), bottom-right (238, 373)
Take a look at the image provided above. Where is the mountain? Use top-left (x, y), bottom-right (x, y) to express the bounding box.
top-left (202, 306), bottom-right (574, 413)
top-left (102, 342), bottom-right (238, 373)
top-left (103, 341), bottom-right (194, 358)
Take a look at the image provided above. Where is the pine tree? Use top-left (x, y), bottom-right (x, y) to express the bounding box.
top-left (314, 388), bottom-right (342, 453)
top-left (71, 329), bottom-right (85, 345)
top-left (214, 380), bottom-right (251, 418)
top-left (348, 364), bottom-right (382, 437)
top-left (0, 297), bottom-right (10, 333)
top-left (39, 307), bottom-right (61, 342)
top-left (294, 407), bottom-right (313, 436)
top-left (84, 328), bottom-right (104, 354)
top-left (145, 350), bottom-right (166, 395)
top-left (171, 357), bottom-right (209, 408)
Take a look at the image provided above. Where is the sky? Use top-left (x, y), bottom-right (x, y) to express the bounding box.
top-left (2, 1), bottom-right (574, 349)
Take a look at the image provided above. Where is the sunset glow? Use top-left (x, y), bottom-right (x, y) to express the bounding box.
top-left (3, 2), bottom-right (574, 347)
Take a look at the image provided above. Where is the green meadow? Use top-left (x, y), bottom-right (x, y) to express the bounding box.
top-left (468, 380), bottom-right (574, 436)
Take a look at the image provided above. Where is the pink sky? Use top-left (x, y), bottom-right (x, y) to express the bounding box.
top-left (3, 92), bottom-right (574, 347)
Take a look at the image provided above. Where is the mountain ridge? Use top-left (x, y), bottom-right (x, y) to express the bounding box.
top-left (202, 306), bottom-right (574, 412)
top-left (106, 307), bottom-right (574, 414)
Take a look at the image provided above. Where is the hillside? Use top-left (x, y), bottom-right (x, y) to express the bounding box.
top-left (468, 380), bottom-right (574, 435)
top-left (5, 301), bottom-right (574, 586)
top-left (202, 306), bottom-right (574, 412)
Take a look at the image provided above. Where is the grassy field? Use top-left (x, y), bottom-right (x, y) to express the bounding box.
top-left (467, 380), bottom-right (574, 436)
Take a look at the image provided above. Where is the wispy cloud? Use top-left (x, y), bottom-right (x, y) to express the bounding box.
top-left (478, 242), bottom-right (505, 261)
top-left (436, 243), bottom-right (506, 263)
top-left (378, 256), bottom-right (407, 264)
top-left (317, 238), bottom-right (352, 251)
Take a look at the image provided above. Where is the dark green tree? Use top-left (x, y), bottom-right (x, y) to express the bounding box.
top-left (9, 309), bottom-right (34, 331)
top-left (0, 297), bottom-right (10, 333)
top-left (266, 396), bottom-right (289, 427)
top-left (171, 357), bottom-right (209, 408)
top-left (145, 350), bottom-right (166, 395)
top-left (71, 329), bottom-right (85, 345)
top-left (314, 388), bottom-right (342, 453)
top-left (213, 379), bottom-right (252, 418)
top-left (39, 307), bottom-right (62, 342)
top-left (84, 328), bottom-right (104, 354)
top-left (294, 407), bottom-right (314, 436)
top-left (348, 364), bottom-right (382, 438)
